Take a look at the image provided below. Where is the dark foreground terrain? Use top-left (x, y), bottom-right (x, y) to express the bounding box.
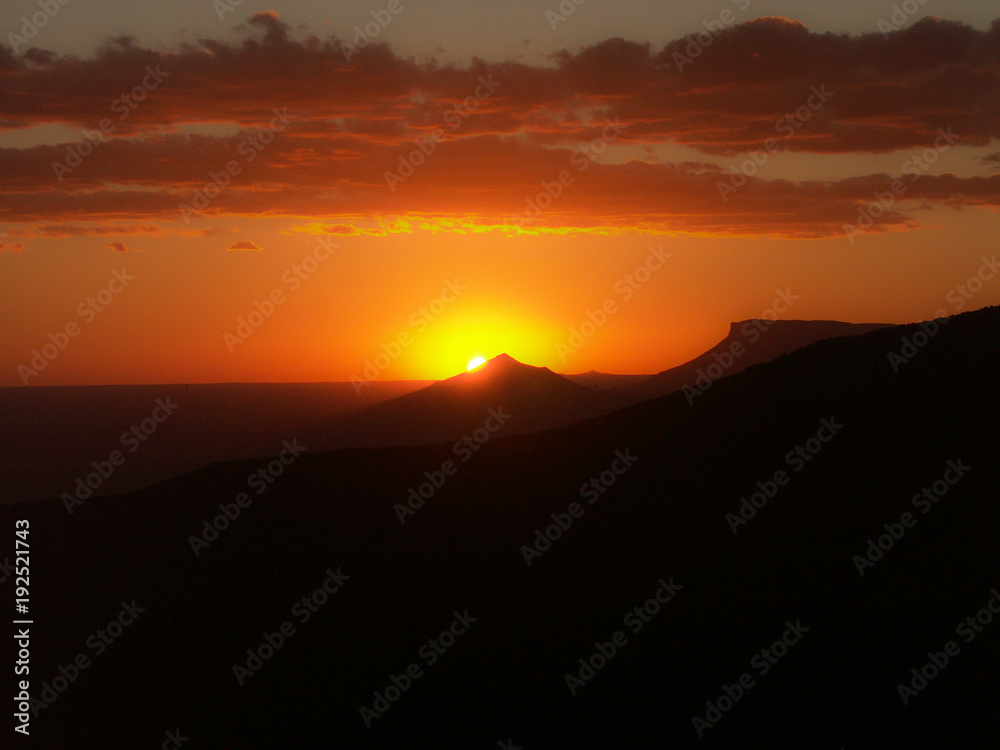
top-left (3, 307), bottom-right (999, 748)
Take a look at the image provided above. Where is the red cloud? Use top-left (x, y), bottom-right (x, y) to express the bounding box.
top-left (0, 15), bottom-right (997, 239)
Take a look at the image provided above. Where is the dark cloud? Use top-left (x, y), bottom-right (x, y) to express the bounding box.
top-left (2, 14), bottom-right (996, 149)
top-left (0, 15), bottom-right (997, 238)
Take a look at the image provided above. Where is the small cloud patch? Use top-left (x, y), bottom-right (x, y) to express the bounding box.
top-left (0, 233), bottom-right (25, 252)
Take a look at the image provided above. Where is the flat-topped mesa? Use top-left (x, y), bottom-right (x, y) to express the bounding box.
top-left (625, 319), bottom-right (894, 404)
top-left (724, 319), bottom-right (892, 346)
top-left (728, 319), bottom-right (888, 336)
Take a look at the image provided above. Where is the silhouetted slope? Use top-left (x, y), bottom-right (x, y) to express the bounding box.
top-left (6, 307), bottom-right (999, 748)
top-left (0, 381), bottom-right (433, 502)
top-left (621, 319), bottom-right (891, 403)
top-left (562, 370), bottom-right (651, 390)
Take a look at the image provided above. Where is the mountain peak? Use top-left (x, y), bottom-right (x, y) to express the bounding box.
top-left (441, 352), bottom-right (596, 395)
top-left (440, 352), bottom-right (545, 386)
top-left (476, 352), bottom-right (538, 375)
top-left (348, 347), bottom-right (608, 444)
top-left (489, 352), bottom-right (519, 365)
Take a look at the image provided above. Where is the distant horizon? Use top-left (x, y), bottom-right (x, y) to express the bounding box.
top-left (2, 309), bottom-right (970, 386)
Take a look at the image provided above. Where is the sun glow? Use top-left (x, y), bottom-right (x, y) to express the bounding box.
top-left (394, 307), bottom-right (566, 379)
top-left (467, 356), bottom-right (487, 371)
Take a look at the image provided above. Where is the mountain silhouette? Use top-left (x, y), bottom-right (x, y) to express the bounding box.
top-left (9, 306), bottom-right (999, 747)
top-left (326, 353), bottom-right (623, 447)
top-left (0, 323), bottom-right (888, 503)
top-left (329, 320), bottom-right (891, 451)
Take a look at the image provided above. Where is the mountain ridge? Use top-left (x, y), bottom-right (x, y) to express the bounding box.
top-left (6, 306), bottom-right (999, 746)
top-left (621, 317), bottom-right (893, 402)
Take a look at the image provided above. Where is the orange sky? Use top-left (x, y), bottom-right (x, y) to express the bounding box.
top-left (1, 10), bottom-right (999, 384)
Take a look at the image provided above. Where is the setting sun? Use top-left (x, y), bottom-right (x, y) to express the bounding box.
top-left (467, 356), bottom-right (487, 371)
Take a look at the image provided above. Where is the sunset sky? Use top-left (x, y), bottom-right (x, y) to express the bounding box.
top-left (1, 0), bottom-right (998, 384)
